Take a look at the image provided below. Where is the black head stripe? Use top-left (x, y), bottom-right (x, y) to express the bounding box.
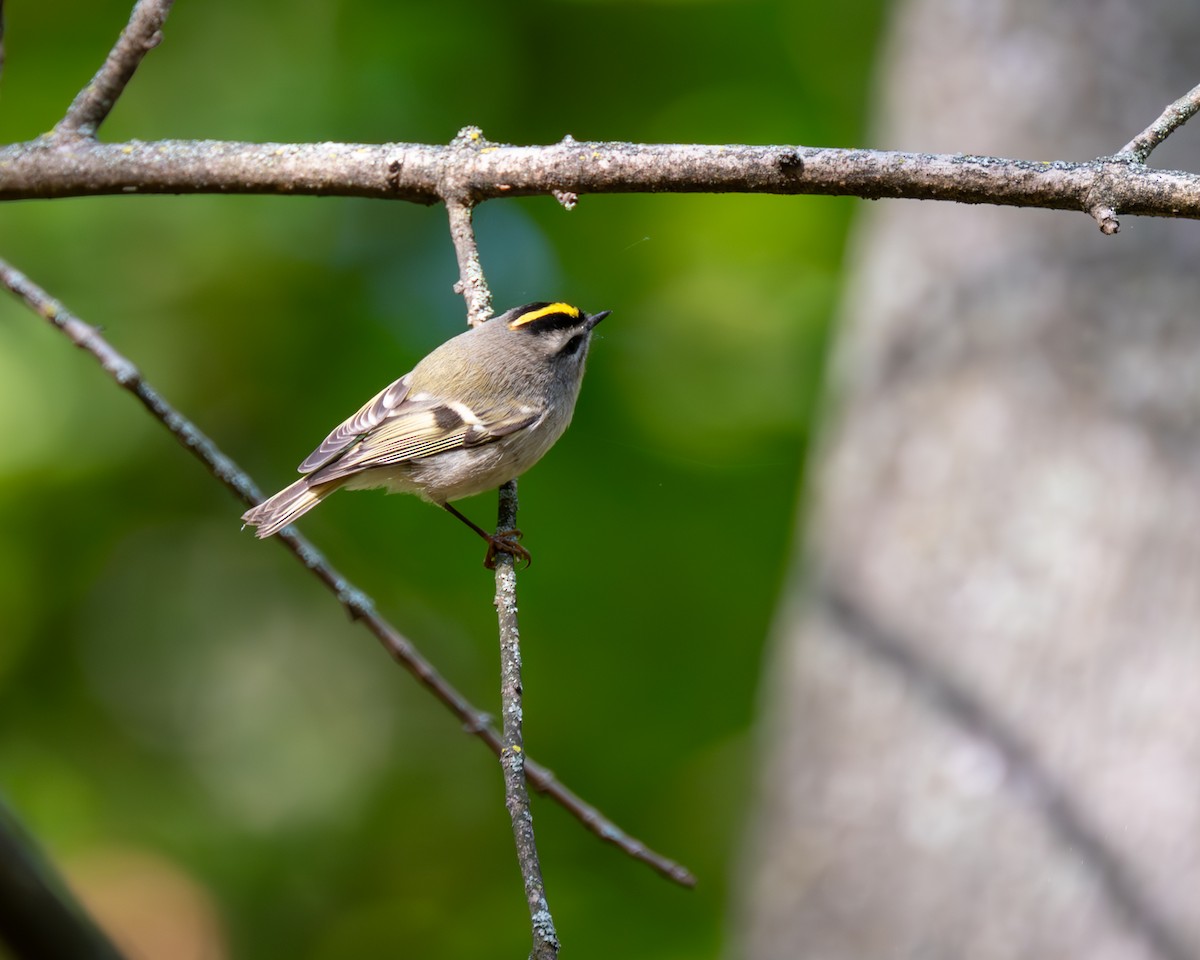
top-left (507, 301), bottom-right (583, 333)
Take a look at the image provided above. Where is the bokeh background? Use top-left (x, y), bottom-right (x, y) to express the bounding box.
top-left (0, 1), bottom-right (887, 957)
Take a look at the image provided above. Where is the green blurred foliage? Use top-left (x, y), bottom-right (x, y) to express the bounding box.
top-left (0, 1), bottom-right (887, 957)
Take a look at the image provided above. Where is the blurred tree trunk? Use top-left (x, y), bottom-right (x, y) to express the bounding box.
top-left (738, 2), bottom-right (1200, 959)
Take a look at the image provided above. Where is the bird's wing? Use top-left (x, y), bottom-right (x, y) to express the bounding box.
top-left (306, 394), bottom-right (543, 483)
top-left (298, 374), bottom-right (412, 473)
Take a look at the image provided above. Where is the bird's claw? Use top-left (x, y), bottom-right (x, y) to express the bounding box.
top-left (483, 528), bottom-right (532, 569)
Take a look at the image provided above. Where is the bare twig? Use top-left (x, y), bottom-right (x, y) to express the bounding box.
top-left (0, 799), bottom-right (127, 960)
top-left (0, 257), bottom-right (696, 890)
top-left (53, 0), bottom-right (175, 140)
top-left (446, 199), bottom-right (493, 325)
top-left (818, 576), bottom-right (1192, 960)
top-left (1119, 82), bottom-right (1200, 163)
top-left (1089, 202), bottom-right (1121, 236)
top-left (444, 127), bottom-right (494, 326)
top-left (2, 137), bottom-right (1200, 228)
top-left (495, 481), bottom-right (558, 959)
top-left (445, 192), bottom-right (559, 955)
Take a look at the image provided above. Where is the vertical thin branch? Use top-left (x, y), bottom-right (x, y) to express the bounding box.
top-left (0, 799), bottom-right (127, 960)
top-left (445, 190), bottom-right (558, 956)
top-left (446, 197), bottom-right (494, 326)
top-left (53, 0), bottom-right (175, 140)
top-left (495, 480), bottom-right (559, 960)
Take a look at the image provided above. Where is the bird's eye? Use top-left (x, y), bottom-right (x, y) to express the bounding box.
top-left (560, 334), bottom-right (585, 357)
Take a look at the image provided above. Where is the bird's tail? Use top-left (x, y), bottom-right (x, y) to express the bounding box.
top-left (241, 477), bottom-right (334, 538)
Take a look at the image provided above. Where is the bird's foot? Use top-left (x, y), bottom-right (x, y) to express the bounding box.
top-left (484, 528), bottom-right (531, 569)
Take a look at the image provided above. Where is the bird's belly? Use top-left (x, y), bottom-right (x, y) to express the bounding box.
top-left (340, 423), bottom-right (565, 505)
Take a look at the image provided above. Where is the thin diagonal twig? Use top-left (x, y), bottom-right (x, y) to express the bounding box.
top-left (445, 197), bottom-right (560, 957)
top-left (1119, 82), bottom-right (1200, 163)
top-left (53, 0), bottom-right (175, 140)
top-left (0, 257), bottom-right (695, 889)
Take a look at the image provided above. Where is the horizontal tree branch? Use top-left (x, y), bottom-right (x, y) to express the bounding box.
top-left (2, 133), bottom-right (1199, 230)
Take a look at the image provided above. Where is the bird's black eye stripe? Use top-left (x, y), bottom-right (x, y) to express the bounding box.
top-left (560, 334), bottom-right (585, 356)
top-left (519, 312), bottom-right (582, 334)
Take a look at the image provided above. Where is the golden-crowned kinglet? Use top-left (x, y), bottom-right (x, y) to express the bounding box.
top-left (242, 301), bottom-right (610, 567)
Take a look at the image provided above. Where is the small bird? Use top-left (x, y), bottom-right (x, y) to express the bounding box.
top-left (241, 301), bottom-right (609, 567)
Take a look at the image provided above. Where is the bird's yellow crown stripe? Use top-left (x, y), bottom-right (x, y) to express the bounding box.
top-left (508, 302), bottom-right (580, 328)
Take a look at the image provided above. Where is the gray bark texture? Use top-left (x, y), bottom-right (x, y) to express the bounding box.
top-left (738, 2), bottom-right (1200, 959)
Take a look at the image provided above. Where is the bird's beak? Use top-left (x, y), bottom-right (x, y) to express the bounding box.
top-left (587, 310), bottom-right (611, 329)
